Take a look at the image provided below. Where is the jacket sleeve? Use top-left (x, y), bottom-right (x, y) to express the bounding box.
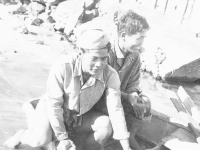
top-left (46, 63), bottom-right (71, 141)
top-left (125, 53), bottom-right (142, 93)
top-left (106, 70), bottom-right (130, 140)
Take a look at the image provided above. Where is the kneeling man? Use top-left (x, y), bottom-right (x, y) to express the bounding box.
top-left (4, 29), bottom-right (131, 150)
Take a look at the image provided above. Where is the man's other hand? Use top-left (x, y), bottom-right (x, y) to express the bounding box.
top-left (128, 92), bottom-right (148, 119)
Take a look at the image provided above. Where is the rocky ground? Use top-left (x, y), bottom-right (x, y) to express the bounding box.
top-left (0, 2), bottom-right (200, 150)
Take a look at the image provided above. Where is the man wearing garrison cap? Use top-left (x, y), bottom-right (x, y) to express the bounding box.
top-left (4, 29), bottom-right (132, 150)
top-left (74, 9), bottom-right (152, 150)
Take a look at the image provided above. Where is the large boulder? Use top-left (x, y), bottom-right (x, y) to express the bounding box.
top-left (98, 0), bottom-right (120, 16)
top-left (51, 0), bottom-right (85, 32)
top-left (51, 0), bottom-right (100, 35)
top-left (28, 1), bottom-right (46, 14)
top-left (165, 58), bottom-right (200, 82)
top-left (73, 14), bottom-right (117, 43)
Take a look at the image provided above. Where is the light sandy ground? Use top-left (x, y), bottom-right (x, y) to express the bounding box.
top-left (0, 3), bottom-right (200, 150)
top-left (0, 5), bottom-right (68, 149)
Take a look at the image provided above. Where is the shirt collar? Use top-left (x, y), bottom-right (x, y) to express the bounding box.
top-left (74, 55), bottom-right (82, 77)
top-left (114, 39), bottom-right (124, 59)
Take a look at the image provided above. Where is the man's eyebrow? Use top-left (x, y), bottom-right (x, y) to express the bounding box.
top-left (140, 35), bottom-right (146, 38)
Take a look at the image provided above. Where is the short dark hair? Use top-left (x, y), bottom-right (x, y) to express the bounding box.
top-left (115, 10), bottom-right (149, 36)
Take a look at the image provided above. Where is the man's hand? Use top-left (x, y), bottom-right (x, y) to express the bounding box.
top-left (128, 92), bottom-right (148, 119)
top-left (57, 139), bottom-right (76, 150)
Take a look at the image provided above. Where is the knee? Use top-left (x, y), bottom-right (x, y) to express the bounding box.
top-left (27, 129), bottom-right (52, 148)
top-left (103, 123), bottom-right (112, 138)
top-left (29, 136), bottom-right (51, 148)
top-left (96, 116), bottom-right (112, 137)
top-left (29, 140), bottom-right (43, 148)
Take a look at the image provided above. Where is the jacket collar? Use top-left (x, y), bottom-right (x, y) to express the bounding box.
top-left (113, 40), bottom-right (136, 71)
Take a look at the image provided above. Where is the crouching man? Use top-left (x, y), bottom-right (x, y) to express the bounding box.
top-left (4, 29), bottom-right (132, 150)
top-left (108, 10), bottom-right (152, 150)
top-left (94, 10), bottom-right (152, 150)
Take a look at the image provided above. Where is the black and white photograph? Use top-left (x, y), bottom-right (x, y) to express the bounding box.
top-left (0, 0), bottom-right (200, 150)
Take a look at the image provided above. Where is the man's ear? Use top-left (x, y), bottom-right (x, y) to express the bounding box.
top-left (79, 48), bottom-right (85, 55)
top-left (120, 32), bottom-right (126, 41)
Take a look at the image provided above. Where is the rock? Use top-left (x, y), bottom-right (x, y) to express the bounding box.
top-left (165, 58), bottom-right (200, 82)
top-left (31, 18), bottom-right (44, 26)
top-left (98, 0), bottom-right (120, 16)
top-left (81, 0), bottom-right (100, 23)
top-left (22, 0), bottom-right (31, 5)
top-left (36, 40), bottom-right (44, 44)
top-left (18, 5), bottom-right (28, 13)
top-left (196, 33), bottom-right (200, 38)
top-left (52, 0), bottom-right (101, 35)
top-left (16, 25), bottom-right (29, 34)
top-left (0, 0), bottom-right (13, 5)
top-left (63, 4), bottom-right (84, 35)
top-left (24, 17), bottom-right (54, 36)
top-left (82, 8), bottom-right (99, 23)
top-left (44, 0), bottom-right (63, 6)
top-left (28, 1), bottom-right (46, 15)
top-left (47, 16), bottom-right (56, 23)
top-left (51, 0), bottom-right (85, 32)
top-left (10, 3), bottom-right (30, 14)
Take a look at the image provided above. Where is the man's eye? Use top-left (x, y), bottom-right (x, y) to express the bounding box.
top-left (102, 57), bottom-right (107, 61)
top-left (91, 57), bottom-right (98, 61)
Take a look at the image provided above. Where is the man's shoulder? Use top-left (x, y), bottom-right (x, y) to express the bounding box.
top-left (103, 64), bottom-right (121, 88)
top-left (104, 64), bottom-right (119, 79)
top-left (130, 51), bottom-right (140, 57)
top-left (126, 51), bottom-right (141, 64)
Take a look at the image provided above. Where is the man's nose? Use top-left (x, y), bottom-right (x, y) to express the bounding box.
top-left (94, 60), bottom-right (103, 68)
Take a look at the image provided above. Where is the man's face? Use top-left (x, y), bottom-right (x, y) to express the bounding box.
top-left (81, 49), bottom-right (108, 75)
top-left (123, 30), bottom-right (146, 53)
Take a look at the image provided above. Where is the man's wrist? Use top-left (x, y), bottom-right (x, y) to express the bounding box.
top-left (121, 92), bottom-right (129, 101)
top-left (56, 132), bottom-right (69, 141)
top-left (120, 138), bottom-right (130, 150)
top-left (134, 88), bottom-right (142, 95)
top-left (121, 91), bottom-right (138, 105)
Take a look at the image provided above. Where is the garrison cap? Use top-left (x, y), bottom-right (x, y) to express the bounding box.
top-left (76, 29), bottom-right (109, 50)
